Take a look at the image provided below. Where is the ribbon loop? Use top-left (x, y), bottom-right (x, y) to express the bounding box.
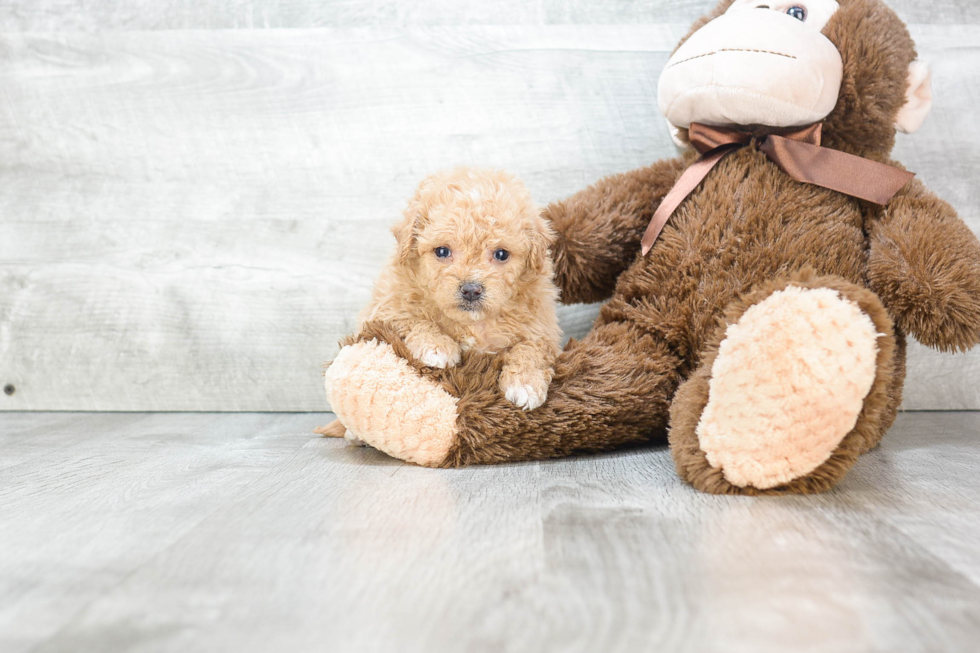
top-left (640, 122), bottom-right (914, 256)
top-left (688, 123), bottom-right (752, 154)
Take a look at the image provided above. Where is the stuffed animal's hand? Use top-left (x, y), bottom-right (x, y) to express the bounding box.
top-left (868, 179), bottom-right (980, 352)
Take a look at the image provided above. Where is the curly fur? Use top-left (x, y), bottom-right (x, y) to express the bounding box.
top-left (359, 167), bottom-right (561, 411)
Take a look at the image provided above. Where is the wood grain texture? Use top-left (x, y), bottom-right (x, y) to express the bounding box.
top-left (0, 1), bottom-right (974, 30)
top-left (0, 22), bottom-right (978, 411)
top-left (1, 411), bottom-right (979, 652)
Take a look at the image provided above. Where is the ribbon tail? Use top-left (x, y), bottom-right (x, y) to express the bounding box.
top-left (761, 136), bottom-right (915, 205)
top-left (641, 146), bottom-right (738, 256)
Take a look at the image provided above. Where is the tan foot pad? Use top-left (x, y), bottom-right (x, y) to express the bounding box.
top-left (697, 287), bottom-right (880, 489)
top-left (324, 340), bottom-right (459, 467)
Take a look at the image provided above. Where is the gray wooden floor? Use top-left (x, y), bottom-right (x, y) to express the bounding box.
top-left (2, 412), bottom-right (980, 652)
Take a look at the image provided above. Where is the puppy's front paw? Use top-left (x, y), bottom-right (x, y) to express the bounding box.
top-left (500, 367), bottom-right (550, 411)
top-left (407, 333), bottom-right (462, 369)
top-left (419, 345), bottom-right (461, 369)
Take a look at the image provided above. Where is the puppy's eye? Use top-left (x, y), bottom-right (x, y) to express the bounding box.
top-left (493, 249), bottom-right (510, 262)
top-left (434, 246), bottom-right (451, 258)
top-left (785, 6), bottom-right (806, 21)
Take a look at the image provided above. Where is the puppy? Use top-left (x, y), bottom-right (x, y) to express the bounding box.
top-left (319, 168), bottom-right (562, 438)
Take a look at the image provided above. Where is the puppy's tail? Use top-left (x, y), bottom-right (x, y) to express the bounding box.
top-left (314, 418), bottom-right (347, 438)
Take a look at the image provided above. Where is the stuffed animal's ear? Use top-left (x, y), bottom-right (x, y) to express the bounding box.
top-left (526, 209), bottom-right (557, 275)
top-left (895, 61), bottom-right (933, 135)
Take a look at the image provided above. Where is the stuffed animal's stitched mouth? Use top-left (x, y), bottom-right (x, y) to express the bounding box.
top-left (669, 48), bottom-right (797, 68)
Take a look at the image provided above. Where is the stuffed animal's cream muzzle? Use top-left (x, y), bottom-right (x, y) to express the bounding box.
top-left (658, 3), bottom-right (844, 130)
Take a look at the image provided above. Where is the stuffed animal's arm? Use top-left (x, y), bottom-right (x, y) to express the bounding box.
top-left (867, 178), bottom-right (980, 352)
top-left (543, 155), bottom-right (689, 304)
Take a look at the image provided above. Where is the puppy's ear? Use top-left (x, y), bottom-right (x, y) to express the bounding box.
top-left (392, 194), bottom-right (425, 266)
top-left (526, 209), bottom-right (557, 276)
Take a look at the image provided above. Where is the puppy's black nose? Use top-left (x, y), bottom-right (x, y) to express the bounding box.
top-left (460, 282), bottom-right (484, 302)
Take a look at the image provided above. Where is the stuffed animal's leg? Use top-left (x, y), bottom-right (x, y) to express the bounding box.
top-left (669, 274), bottom-right (902, 495)
top-left (449, 320), bottom-right (683, 465)
top-left (325, 320), bottom-right (683, 467)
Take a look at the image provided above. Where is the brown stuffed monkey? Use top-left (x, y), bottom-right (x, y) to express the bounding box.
top-left (324, 0), bottom-right (980, 495)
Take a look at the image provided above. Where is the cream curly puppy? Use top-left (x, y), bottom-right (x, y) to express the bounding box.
top-left (319, 168), bottom-right (562, 438)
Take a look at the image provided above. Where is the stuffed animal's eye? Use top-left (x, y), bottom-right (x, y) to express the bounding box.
top-left (493, 249), bottom-right (510, 262)
top-left (786, 6), bottom-right (806, 21)
top-left (434, 246), bottom-right (451, 258)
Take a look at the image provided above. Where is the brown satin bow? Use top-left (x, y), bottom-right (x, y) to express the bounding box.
top-left (640, 123), bottom-right (915, 255)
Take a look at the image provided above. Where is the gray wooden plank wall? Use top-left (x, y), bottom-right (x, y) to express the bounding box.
top-left (1, 2), bottom-right (978, 411)
top-left (0, 1), bottom-right (978, 29)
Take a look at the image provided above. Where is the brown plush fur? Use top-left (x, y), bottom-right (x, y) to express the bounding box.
top-left (336, 0), bottom-right (980, 493)
top-left (546, 155), bottom-right (690, 304)
top-left (348, 318), bottom-right (683, 466)
top-left (868, 178), bottom-right (980, 352)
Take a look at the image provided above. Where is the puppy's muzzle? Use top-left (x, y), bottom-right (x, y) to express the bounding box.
top-left (459, 282), bottom-right (485, 308)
